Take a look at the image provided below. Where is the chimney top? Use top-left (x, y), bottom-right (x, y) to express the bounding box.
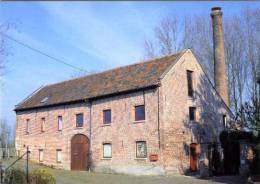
top-left (211, 7), bottom-right (222, 17)
top-left (211, 7), bottom-right (221, 11)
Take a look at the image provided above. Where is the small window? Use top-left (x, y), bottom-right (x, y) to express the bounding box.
top-left (103, 109), bottom-right (111, 124)
top-left (40, 96), bottom-right (49, 103)
top-left (39, 149), bottom-right (44, 162)
top-left (135, 105), bottom-right (145, 121)
top-left (103, 143), bottom-right (112, 158)
top-left (41, 118), bottom-right (45, 132)
top-left (187, 70), bottom-right (194, 97)
top-left (136, 141), bottom-right (147, 158)
top-left (26, 119), bottom-right (30, 134)
top-left (58, 116), bottom-right (62, 131)
top-left (56, 149), bottom-right (62, 163)
top-left (223, 115), bottom-right (227, 128)
top-left (189, 107), bottom-right (196, 121)
top-left (76, 113), bottom-right (84, 127)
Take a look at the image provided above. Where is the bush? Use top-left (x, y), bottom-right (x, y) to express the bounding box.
top-left (30, 169), bottom-right (56, 184)
top-left (4, 168), bottom-right (27, 184)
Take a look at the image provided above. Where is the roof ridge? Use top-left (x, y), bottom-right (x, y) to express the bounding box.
top-left (45, 50), bottom-right (185, 88)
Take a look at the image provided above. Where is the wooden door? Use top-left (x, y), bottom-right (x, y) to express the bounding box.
top-left (71, 134), bottom-right (89, 170)
top-left (190, 143), bottom-right (198, 171)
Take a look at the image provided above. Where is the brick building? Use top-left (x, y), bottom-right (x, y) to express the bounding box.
top-left (15, 7), bottom-right (233, 175)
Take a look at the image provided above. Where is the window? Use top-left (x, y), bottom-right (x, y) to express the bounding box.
top-left (135, 105), bottom-right (145, 121)
top-left (136, 141), bottom-right (147, 158)
top-left (26, 119), bottom-right (30, 134)
top-left (223, 115), bottom-right (227, 128)
top-left (103, 143), bottom-right (112, 158)
top-left (39, 149), bottom-right (44, 162)
top-left (40, 96), bottom-right (49, 103)
top-left (41, 118), bottom-right (45, 132)
top-left (187, 70), bottom-right (194, 97)
top-left (189, 107), bottom-right (196, 121)
top-left (58, 116), bottom-right (62, 131)
top-left (56, 149), bottom-right (62, 163)
top-left (76, 113), bottom-right (84, 127)
top-left (103, 109), bottom-right (111, 124)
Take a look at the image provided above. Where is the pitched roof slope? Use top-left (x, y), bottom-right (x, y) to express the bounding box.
top-left (15, 51), bottom-right (184, 111)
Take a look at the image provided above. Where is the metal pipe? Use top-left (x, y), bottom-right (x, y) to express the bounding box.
top-left (26, 146), bottom-right (29, 184)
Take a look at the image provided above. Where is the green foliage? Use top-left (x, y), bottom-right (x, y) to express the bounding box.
top-left (235, 97), bottom-right (260, 141)
top-left (4, 168), bottom-right (26, 184)
top-left (30, 168), bottom-right (56, 184)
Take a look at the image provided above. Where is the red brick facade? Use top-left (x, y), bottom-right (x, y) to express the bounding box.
top-left (15, 50), bottom-right (232, 174)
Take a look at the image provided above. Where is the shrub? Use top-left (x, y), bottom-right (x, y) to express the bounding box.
top-left (4, 168), bottom-right (26, 184)
top-left (30, 169), bottom-right (56, 184)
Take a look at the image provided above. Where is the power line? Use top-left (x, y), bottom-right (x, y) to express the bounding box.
top-left (1, 32), bottom-right (88, 72)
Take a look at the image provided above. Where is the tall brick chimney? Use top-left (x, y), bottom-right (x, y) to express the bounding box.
top-left (211, 7), bottom-right (229, 106)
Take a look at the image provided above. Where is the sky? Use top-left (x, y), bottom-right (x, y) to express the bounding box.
top-left (0, 1), bottom-right (260, 132)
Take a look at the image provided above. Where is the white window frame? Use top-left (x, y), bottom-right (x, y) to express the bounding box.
top-left (39, 149), bottom-right (44, 162)
top-left (56, 149), bottom-right (62, 163)
top-left (136, 141), bottom-right (147, 158)
top-left (58, 116), bottom-right (63, 131)
top-left (103, 143), bottom-right (112, 158)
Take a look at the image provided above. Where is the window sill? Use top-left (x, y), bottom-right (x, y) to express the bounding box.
top-left (75, 127), bottom-right (84, 129)
top-left (101, 124), bottom-right (111, 127)
top-left (133, 120), bottom-right (146, 124)
top-left (101, 158), bottom-right (112, 160)
top-left (135, 158), bottom-right (147, 160)
top-left (188, 96), bottom-right (196, 100)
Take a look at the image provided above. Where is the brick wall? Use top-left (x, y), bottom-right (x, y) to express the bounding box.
top-left (15, 50), bottom-right (233, 174)
top-left (16, 103), bottom-right (91, 170)
top-left (159, 50), bottom-right (232, 173)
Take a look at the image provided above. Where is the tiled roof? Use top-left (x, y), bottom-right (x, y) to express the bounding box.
top-left (15, 51), bottom-right (184, 111)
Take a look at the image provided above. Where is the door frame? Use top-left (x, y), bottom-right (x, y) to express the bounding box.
top-left (70, 134), bottom-right (89, 170)
top-left (190, 143), bottom-right (199, 172)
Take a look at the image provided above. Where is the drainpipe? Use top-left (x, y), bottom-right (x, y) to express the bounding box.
top-left (157, 87), bottom-right (161, 149)
top-left (89, 100), bottom-right (92, 171)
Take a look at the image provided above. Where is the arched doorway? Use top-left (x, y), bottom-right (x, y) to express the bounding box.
top-left (71, 134), bottom-right (89, 170)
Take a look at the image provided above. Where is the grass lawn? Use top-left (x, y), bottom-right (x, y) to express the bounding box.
top-left (0, 158), bottom-right (244, 184)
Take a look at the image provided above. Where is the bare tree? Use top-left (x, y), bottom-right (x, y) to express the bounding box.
top-left (243, 8), bottom-right (260, 102)
top-left (224, 16), bottom-right (248, 114)
top-left (143, 8), bottom-right (260, 116)
top-left (0, 119), bottom-right (12, 148)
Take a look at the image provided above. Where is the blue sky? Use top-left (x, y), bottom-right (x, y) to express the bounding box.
top-left (0, 1), bottom-right (259, 131)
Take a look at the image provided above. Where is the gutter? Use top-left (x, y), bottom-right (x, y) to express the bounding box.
top-left (15, 85), bottom-right (159, 112)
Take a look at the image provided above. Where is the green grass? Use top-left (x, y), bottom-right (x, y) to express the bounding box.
top-left (0, 158), bottom-right (242, 184)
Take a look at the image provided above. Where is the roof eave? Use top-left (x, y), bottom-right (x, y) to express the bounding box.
top-left (14, 84), bottom-right (159, 113)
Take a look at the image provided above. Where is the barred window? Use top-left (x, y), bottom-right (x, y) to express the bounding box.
top-left (136, 141), bottom-right (147, 158)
